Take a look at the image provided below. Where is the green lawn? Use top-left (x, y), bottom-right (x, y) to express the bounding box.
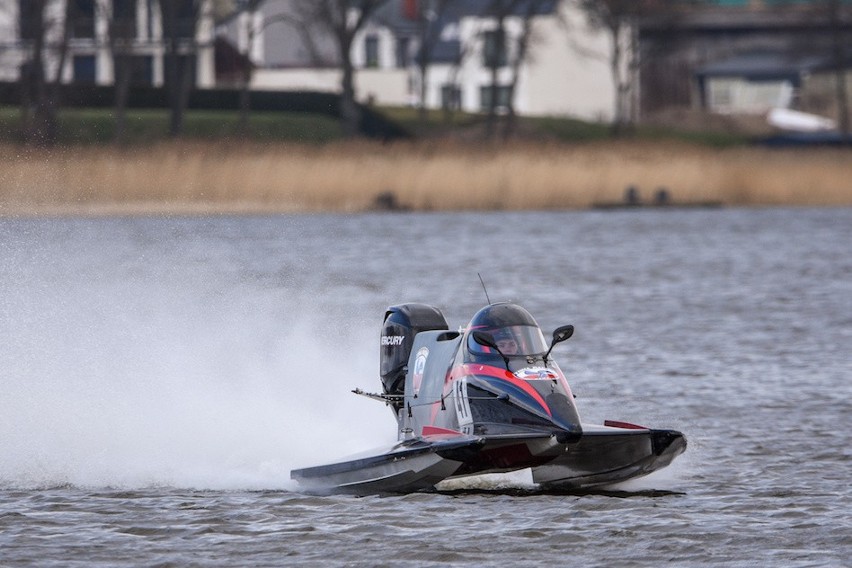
top-left (0, 106), bottom-right (343, 145)
top-left (0, 104), bottom-right (750, 147)
top-left (381, 105), bottom-right (750, 146)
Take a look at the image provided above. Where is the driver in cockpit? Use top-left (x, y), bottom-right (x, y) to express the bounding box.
top-left (466, 303), bottom-right (550, 363)
top-left (493, 328), bottom-right (520, 355)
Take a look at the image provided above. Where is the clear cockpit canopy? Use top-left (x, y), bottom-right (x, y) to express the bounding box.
top-left (465, 303), bottom-right (549, 358)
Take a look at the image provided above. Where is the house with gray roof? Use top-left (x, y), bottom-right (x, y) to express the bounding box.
top-left (229, 0), bottom-right (619, 122)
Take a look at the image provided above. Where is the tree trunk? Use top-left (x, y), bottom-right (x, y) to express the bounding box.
top-left (417, 2), bottom-right (438, 128)
top-left (238, 10), bottom-right (256, 136)
top-left (830, 0), bottom-right (850, 135)
top-left (609, 21), bottom-right (625, 136)
top-left (26, 7), bottom-right (48, 145)
top-left (340, 51), bottom-right (361, 138)
top-left (485, 22), bottom-right (505, 140)
top-left (111, 2), bottom-right (137, 146)
top-left (834, 59), bottom-right (850, 136)
top-left (502, 1), bottom-right (540, 140)
top-left (418, 59), bottom-right (429, 126)
top-left (20, 0), bottom-right (57, 146)
top-left (163, 2), bottom-right (180, 137)
top-left (162, 1), bottom-right (198, 138)
top-left (114, 58), bottom-right (131, 144)
top-left (238, 66), bottom-right (252, 136)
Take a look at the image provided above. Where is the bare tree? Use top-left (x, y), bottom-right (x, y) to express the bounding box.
top-left (104, 0), bottom-right (138, 144)
top-left (232, 0), bottom-right (266, 135)
top-left (576, 0), bottom-right (677, 135)
top-left (19, 0), bottom-right (74, 146)
top-left (411, 0), bottom-right (455, 127)
top-left (481, 0), bottom-right (518, 139)
top-left (575, 0), bottom-right (637, 135)
top-left (477, 0), bottom-right (554, 140)
top-left (19, 0), bottom-right (50, 144)
top-left (160, 0), bottom-right (205, 137)
top-left (291, 0), bottom-right (391, 137)
top-left (502, 0), bottom-right (554, 139)
top-left (441, 27), bottom-right (473, 123)
top-left (817, 0), bottom-right (851, 135)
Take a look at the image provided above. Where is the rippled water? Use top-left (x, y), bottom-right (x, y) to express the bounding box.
top-left (1, 208), bottom-right (850, 566)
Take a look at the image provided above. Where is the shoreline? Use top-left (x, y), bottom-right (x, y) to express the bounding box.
top-left (2, 140), bottom-right (851, 215)
top-left (4, 201), bottom-right (848, 221)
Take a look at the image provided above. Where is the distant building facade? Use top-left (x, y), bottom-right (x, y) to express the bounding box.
top-left (219, 0), bottom-right (619, 122)
top-left (639, 0), bottom-right (852, 119)
top-left (0, 0), bottom-right (216, 88)
top-left (3, 0), bottom-right (846, 125)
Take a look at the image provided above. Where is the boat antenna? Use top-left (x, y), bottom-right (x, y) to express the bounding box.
top-left (478, 273), bottom-right (492, 305)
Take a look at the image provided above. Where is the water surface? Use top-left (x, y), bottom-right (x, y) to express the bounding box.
top-left (1, 208), bottom-right (849, 566)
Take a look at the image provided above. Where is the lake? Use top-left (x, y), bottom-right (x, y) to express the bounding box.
top-left (1, 208), bottom-right (849, 566)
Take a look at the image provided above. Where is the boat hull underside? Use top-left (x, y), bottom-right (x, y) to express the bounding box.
top-left (289, 437), bottom-right (482, 494)
top-left (290, 426), bottom-right (685, 494)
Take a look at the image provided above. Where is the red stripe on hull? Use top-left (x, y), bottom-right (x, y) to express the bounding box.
top-left (422, 425), bottom-right (463, 438)
top-left (452, 363), bottom-right (552, 417)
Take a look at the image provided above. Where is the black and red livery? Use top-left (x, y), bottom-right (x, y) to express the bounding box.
top-left (291, 303), bottom-right (686, 493)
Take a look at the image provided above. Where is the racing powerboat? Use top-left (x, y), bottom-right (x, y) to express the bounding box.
top-left (290, 303), bottom-right (686, 493)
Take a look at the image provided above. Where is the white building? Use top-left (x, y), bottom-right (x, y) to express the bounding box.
top-left (229, 0), bottom-right (618, 122)
top-left (0, 0), bottom-right (215, 88)
top-left (0, 0), bottom-right (619, 122)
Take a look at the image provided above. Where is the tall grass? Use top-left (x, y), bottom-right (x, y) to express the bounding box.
top-left (1, 140), bottom-right (850, 215)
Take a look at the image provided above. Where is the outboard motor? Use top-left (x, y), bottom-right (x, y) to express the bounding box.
top-left (380, 303), bottom-right (448, 409)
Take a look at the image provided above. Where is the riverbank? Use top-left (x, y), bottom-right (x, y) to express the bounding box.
top-left (2, 140), bottom-right (850, 216)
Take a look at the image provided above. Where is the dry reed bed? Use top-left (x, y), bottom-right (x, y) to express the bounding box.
top-left (1, 140), bottom-right (850, 215)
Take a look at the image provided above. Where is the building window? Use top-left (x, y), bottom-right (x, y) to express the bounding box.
top-left (112, 0), bottom-right (138, 40)
top-left (707, 78), bottom-right (791, 114)
top-left (70, 0), bottom-right (96, 38)
top-left (396, 37), bottom-right (411, 68)
top-left (365, 35), bottom-right (380, 68)
top-left (441, 85), bottom-right (462, 110)
top-left (482, 30), bottom-right (507, 68)
top-left (73, 55), bottom-right (96, 83)
top-left (480, 85), bottom-right (512, 112)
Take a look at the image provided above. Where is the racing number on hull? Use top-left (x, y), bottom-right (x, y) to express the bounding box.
top-left (454, 378), bottom-right (473, 435)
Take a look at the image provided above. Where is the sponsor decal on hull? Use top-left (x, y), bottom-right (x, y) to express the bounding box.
top-left (381, 335), bottom-right (405, 346)
top-left (412, 347), bottom-right (429, 395)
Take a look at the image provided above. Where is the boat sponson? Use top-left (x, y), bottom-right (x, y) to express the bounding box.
top-left (290, 436), bottom-right (484, 493)
top-left (531, 427), bottom-right (687, 489)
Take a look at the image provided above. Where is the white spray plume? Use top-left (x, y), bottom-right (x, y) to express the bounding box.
top-left (0, 264), bottom-right (394, 491)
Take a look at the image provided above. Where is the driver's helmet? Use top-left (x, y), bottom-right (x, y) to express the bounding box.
top-left (466, 303), bottom-right (548, 359)
top-left (492, 327), bottom-right (519, 355)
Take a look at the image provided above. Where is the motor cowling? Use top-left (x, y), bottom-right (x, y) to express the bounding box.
top-left (380, 303), bottom-right (448, 402)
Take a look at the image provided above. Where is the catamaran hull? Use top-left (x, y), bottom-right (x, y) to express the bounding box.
top-left (291, 426), bottom-right (685, 494)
